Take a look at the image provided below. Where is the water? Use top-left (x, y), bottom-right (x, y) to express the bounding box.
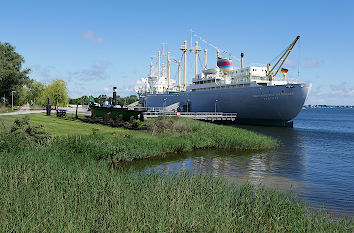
top-left (126, 108), bottom-right (354, 216)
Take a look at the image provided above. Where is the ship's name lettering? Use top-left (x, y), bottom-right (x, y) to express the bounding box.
top-left (252, 92), bottom-right (294, 98)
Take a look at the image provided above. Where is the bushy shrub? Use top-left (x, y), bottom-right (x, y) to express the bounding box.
top-left (131, 119), bottom-right (145, 129)
top-left (147, 116), bottom-right (192, 135)
top-left (0, 116), bottom-right (51, 151)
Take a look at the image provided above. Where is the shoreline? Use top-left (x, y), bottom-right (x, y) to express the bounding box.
top-left (0, 114), bottom-right (352, 231)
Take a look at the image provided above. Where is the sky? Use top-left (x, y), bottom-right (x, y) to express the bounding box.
top-left (1, 0), bottom-right (353, 105)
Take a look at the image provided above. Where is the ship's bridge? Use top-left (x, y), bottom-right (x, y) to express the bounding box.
top-left (231, 66), bottom-right (267, 78)
top-left (192, 72), bottom-right (223, 85)
top-left (230, 66), bottom-right (278, 85)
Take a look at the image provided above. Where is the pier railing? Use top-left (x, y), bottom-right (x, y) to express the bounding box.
top-left (143, 111), bottom-right (237, 121)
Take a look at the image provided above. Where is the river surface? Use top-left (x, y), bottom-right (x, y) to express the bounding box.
top-left (126, 108), bottom-right (354, 216)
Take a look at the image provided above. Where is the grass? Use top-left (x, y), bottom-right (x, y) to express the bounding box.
top-left (0, 113), bottom-right (276, 162)
top-left (0, 114), bottom-right (351, 231)
top-left (0, 149), bottom-right (352, 232)
top-left (0, 106), bottom-right (15, 113)
top-left (0, 113), bottom-right (122, 136)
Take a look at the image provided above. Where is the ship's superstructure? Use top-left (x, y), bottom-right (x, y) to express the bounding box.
top-left (136, 33), bottom-right (311, 126)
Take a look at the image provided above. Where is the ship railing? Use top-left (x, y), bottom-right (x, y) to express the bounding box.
top-left (143, 111), bottom-right (237, 121)
top-left (146, 107), bottom-right (166, 112)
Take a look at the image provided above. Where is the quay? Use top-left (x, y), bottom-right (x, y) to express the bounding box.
top-left (143, 111), bottom-right (237, 122)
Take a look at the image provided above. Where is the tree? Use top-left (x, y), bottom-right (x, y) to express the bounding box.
top-left (94, 95), bottom-right (108, 105)
top-left (15, 79), bottom-right (45, 106)
top-left (39, 80), bottom-right (69, 108)
top-left (69, 96), bottom-right (90, 105)
top-left (26, 79), bottom-right (45, 105)
top-left (0, 42), bottom-right (30, 102)
top-left (17, 86), bottom-right (29, 105)
top-left (118, 95), bottom-right (138, 106)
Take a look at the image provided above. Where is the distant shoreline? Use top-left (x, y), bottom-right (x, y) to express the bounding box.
top-left (303, 105), bottom-right (353, 109)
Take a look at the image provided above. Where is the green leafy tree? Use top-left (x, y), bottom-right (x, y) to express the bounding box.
top-left (39, 80), bottom-right (69, 108)
top-left (15, 79), bottom-right (45, 106)
top-left (94, 95), bottom-right (107, 105)
top-left (17, 86), bottom-right (29, 105)
top-left (69, 96), bottom-right (90, 105)
top-left (118, 95), bottom-right (138, 106)
top-left (26, 79), bottom-right (45, 105)
top-left (0, 42), bottom-right (30, 102)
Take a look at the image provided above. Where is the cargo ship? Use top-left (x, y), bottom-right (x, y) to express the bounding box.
top-left (136, 33), bottom-right (311, 127)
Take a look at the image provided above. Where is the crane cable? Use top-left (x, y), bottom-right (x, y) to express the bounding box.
top-left (193, 32), bottom-right (240, 62)
top-left (297, 39), bottom-right (301, 78)
top-left (267, 45), bottom-right (289, 66)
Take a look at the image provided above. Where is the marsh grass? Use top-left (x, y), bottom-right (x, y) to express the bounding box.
top-left (0, 114), bottom-right (276, 162)
top-left (0, 149), bottom-right (352, 232)
top-left (0, 115), bottom-right (352, 232)
top-left (53, 118), bottom-right (276, 162)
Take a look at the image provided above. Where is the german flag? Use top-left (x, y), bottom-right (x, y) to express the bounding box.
top-left (281, 68), bottom-right (288, 74)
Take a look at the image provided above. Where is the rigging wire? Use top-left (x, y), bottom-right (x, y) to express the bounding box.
top-left (298, 39), bottom-right (301, 78)
top-left (192, 31), bottom-right (240, 62)
top-left (198, 54), bottom-right (204, 70)
top-left (267, 44), bottom-right (289, 66)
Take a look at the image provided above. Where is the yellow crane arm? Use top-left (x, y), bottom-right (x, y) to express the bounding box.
top-left (269, 36), bottom-right (300, 79)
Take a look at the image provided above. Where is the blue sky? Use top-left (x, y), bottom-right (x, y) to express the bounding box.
top-left (1, 0), bottom-right (353, 105)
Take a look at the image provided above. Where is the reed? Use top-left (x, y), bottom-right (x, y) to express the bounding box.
top-left (0, 114), bottom-right (276, 162)
top-left (0, 149), bottom-right (351, 232)
top-left (0, 115), bottom-right (351, 231)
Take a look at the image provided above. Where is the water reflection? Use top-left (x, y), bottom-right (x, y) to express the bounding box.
top-left (122, 109), bottom-right (354, 216)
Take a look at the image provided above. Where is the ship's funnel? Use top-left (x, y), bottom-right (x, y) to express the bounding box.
top-left (113, 87), bottom-right (117, 106)
top-left (217, 57), bottom-right (233, 74)
top-left (241, 52), bottom-right (244, 70)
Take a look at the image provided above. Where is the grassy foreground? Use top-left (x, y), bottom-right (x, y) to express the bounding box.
top-left (0, 149), bottom-right (352, 232)
top-left (0, 113), bottom-right (276, 162)
top-left (0, 114), bottom-right (352, 231)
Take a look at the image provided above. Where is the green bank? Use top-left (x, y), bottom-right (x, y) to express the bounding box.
top-left (0, 113), bottom-right (275, 162)
top-left (0, 114), bottom-right (352, 232)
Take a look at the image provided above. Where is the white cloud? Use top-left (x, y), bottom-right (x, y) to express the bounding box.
top-left (284, 58), bottom-right (299, 68)
top-left (305, 58), bottom-right (319, 68)
top-left (69, 61), bottom-right (111, 81)
top-left (307, 82), bottom-right (354, 105)
top-left (83, 30), bottom-right (104, 44)
top-left (30, 64), bottom-right (62, 82)
top-left (329, 83), bottom-right (354, 97)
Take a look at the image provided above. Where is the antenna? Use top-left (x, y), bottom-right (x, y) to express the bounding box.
top-left (161, 42), bottom-right (167, 57)
top-left (189, 29), bottom-right (193, 49)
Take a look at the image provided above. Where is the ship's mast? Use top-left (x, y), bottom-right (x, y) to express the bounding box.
top-left (161, 41), bottom-right (166, 57)
top-left (161, 63), bottom-right (165, 77)
top-left (149, 61), bottom-right (153, 76)
top-left (178, 60), bottom-right (181, 91)
top-left (167, 52), bottom-right (170, 90)
top-left (189, 29), bottom-right (193, 49)
top-left (161, 42), bottom-right (166, 77)
top-left (194, 41), bottom-right (201, 78)
top-left (157, 51), bottom-right (161, 77)
top-left (180, 40), bottom-right (188, 90)
top-left (204, 49), bottom-right (207, 70)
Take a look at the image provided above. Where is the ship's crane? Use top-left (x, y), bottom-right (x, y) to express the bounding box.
top-left (267, 36), bottom-right (300, 79)
top-left (192, 31), bottom-right (240, 61)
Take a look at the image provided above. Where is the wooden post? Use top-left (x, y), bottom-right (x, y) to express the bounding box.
top-left (75, 103), bottom-right (79, 119)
